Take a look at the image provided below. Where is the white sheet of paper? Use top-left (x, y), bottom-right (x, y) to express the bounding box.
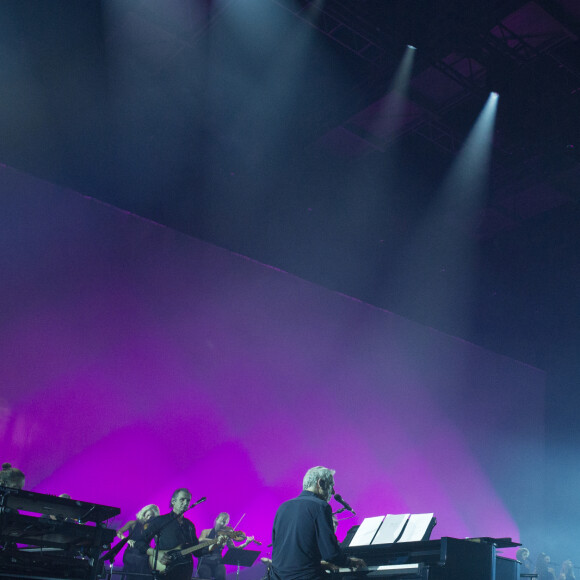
top-left (397, 513), bottom-right (434, 543)
top-left (372, 513), bottom-right (410, 544)
top-left (349, 516), bottom-right (385, 547)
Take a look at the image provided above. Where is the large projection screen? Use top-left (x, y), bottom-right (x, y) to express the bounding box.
top-left (0, 165), bottom-right (545, 560)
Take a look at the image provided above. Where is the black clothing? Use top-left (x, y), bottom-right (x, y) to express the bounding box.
top-left (136, 513), bottom-right (202, 580)
top-left (122, 522), bottom-right (151, 579)
top-left (141, 513), bottom-right (199, 551)
top-left (197, 528), bottom-right (231, 580)
top-left (537, 569), bottom-right (557, 580)
top-left (272, 491), bottom-right (349, 580)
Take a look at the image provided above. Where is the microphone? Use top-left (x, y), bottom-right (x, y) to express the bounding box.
top-left (192, 497), bottom-right (207, 507)
top-left (334, 494), bottom-right (356, 515)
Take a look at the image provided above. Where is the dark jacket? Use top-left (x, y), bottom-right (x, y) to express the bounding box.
top-left (272, 491), bottom-right (349, 580)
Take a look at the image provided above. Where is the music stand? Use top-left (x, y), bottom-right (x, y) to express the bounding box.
top-left (223, 547), bottom-right (261, 580)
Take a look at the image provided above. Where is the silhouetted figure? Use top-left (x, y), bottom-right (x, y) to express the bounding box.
top-left (536, 553), bottom-right (556, 580)
top-left (117, 504), bottom-right (160, 579)
top-left (271, 466), bottom-right (365, 580)
top-left (0, 462), bottom-right (25, 489)
top-left (517, 548), bottom-right (533, 575)
top-left (559, 560), bottom-right (575, 580)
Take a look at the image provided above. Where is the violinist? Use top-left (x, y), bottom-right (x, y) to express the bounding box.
top-left (197, 512), bottom-right (255, 580)
top-left (116, 504), bottom-right (160, 578)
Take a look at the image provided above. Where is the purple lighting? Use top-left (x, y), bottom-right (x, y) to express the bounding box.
top-left (0, 166), bottom-right (545, 564)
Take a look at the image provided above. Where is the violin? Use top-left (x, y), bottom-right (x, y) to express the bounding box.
top-left (217, 526), bottom-right (262, 545)
top-left (216, 526), bottom-right (247, 543)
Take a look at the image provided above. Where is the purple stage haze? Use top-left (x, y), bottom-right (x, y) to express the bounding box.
top-left (0, 165), bottom-right (545, 563)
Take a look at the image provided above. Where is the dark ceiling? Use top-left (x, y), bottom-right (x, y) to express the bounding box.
top-left (1, 0), bottom-right (579, 375)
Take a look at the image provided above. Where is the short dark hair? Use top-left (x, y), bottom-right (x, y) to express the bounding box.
top-left (169, 488), bottom-right (191, 508)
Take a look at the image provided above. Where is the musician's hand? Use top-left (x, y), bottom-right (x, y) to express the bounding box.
top-left (321, 561), bottom-right (340, 572)
top-left (348, 557), bottom-right (366, 569)
top-left (160, 554), bottom-right (170, 565)
top-left (116, 531), bottom-right (126, 540)
top-left (217, 534), bottom-right (228, 546)
top-left (128, 540), bottom-right (136, 548)
top-left (242, 535), bottom-right (254, 547)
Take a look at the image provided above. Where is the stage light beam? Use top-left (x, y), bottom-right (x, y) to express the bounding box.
top-left (368, 44), bottom-right (417, 144)
top-left (441, 91), bottom-right (500, 223)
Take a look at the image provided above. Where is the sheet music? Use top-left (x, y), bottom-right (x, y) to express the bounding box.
top-left (397, 513), bottom-right (434, 543)
top-left (349, 516), bottom-right (385, 547)
top-left (372, 514), bottom-right (410, 544)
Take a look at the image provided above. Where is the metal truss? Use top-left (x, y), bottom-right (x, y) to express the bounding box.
top-left (268, 0), bottom-right (384, 63)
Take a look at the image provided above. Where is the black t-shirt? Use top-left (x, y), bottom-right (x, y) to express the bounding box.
top-left (137, 513), bottom-right (199, 552)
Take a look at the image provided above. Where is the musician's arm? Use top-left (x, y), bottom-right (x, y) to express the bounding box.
top-left (117, 520), bottom-right (136, 539)
top-left (191, 522), bottom-right (213, 557)
top-left (209, 538), bottom-right (226, 552)
top-left (135, 516), bottom-right (160, 554)
top-left (206, 529), bottom-right (229, 553)
top-left (317, 507), bottom-right (365, 569)
top-left (238, 535), bottom-right (254, 548)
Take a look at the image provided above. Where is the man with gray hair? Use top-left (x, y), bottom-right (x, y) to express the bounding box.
top-left (271, 466), bottom-right (365, 580)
